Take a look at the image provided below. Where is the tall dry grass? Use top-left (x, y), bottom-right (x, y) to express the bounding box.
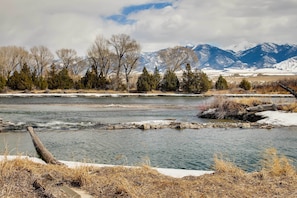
top-left (0, 148), bottom-right (296, 197)
top-left (261, 148), bottom-right (296, 176)
top-left (278, 102), bottom-right (297, 112)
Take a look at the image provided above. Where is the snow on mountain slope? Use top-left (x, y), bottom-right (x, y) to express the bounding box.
top-left (225, 41), bottom-right (257, 53)
top-left (274, 56), bottom-right (297, 71)
top-left (138, 43), bottom-right (297, 73)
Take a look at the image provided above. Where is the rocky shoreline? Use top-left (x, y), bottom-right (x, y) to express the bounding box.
top-left (99, 120), bottom-right (274, 130)
top-left (0, 118), bottom-right (275, 132)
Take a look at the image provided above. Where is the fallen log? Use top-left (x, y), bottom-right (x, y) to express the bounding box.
top-left (246, 104), bottom-right (277, 112)
top-left (279, 83), bottom-right (297, 99)
top-left (27, 126), bottom-right (64, 165)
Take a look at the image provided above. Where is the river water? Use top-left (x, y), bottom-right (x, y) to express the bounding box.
top-left (0, 95), bottom-right (296, 172)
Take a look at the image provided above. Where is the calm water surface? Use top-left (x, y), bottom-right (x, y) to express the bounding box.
top-left (0, 96), bottom-right (296, 171)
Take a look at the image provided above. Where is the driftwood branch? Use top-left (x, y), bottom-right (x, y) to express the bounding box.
top-left (27, 126), bottom-right (64, 165)
top-left (279, 83), bottom-right (297, 99)
top-left (246, 104), bottom-right (277, 112)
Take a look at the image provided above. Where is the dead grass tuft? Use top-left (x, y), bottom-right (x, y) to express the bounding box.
top-left (261, 148), bottom-right (296, 177)
top-left (279, 102), bottom-right (297, 112)
top-left (213, 154), bottom-right (245, 176)
top-left (232, 97), bottom-right (267, 107)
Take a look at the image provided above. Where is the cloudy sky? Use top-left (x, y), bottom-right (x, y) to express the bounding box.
top-left (1, 0), bottom-right (297, 55)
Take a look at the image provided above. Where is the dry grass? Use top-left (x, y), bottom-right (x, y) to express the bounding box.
top-left (278, 102), bottom-right (297, 112)
top-left (261, 148), bottom-right (296, 177)
top-left (1, 149), bottom-right (296, 197)
top-left (232, 97), bottom-right (268, 106)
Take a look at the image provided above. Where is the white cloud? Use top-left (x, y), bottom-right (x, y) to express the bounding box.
top-left (1, 0), bottom-right (297, 55)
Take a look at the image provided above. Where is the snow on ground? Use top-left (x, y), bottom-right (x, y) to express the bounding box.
top-left (202, 68), bottom-right (297, 77)
top-left (0, 155), bottom-right (214, 178)
top-left (257, 111), bottom-right (297, 126)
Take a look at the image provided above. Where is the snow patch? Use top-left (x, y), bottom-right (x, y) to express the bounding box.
top-left (257, 111), bottom-right (297, 126)
top-left (0, 155), bottom-right (214, 178)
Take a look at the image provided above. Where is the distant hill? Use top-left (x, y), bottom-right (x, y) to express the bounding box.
top-left (139, 43), bottom-right (297, 73)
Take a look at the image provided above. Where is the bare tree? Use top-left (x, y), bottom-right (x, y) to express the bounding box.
top-left (123, 44), bottom-right (141, 91)
top-left (71, 57), bottom-right (87, 77)
top-left (56, 48), bottom-right (78, 71)
top-left (30, 45), bottom-right (54, 77)
top-left (158, 46), bottom-right (198, 72)
top-left (0, 46), bottom-right (30, 77)
top-left (109, 34), bottom-right (141, 90)
top-left (87, 35), bottom-right (112, 77)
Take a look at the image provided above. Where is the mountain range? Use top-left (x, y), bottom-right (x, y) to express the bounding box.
top-left (139, 43), bottom-right (297, 73)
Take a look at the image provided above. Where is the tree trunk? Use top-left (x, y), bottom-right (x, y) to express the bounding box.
top-left (27, 126), bottom-right (64, 165)
top-left (279, 83), bottom-right (297, 99)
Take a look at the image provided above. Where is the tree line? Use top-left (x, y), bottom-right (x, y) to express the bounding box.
top-left (0, 33), bottom-right (252, 93)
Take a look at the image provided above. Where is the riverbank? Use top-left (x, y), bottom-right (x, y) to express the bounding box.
top-left (1, 149), bottom-right (296, 197)
top-left (0, 91), bottom-right (294, 98)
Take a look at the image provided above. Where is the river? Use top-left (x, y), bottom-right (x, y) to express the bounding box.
top-left (0, 95), bottom-right (296, 172)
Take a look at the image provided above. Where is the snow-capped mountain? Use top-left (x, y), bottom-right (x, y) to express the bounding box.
top-left (225, 41), bottom-right (257, 53)
top-left (274, 56), bottom-right (297, 71)
top-left (139, 43), bottom-right (297, 73)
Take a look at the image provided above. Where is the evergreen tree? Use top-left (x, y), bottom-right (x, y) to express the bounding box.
top-left (239, 78), bottom-right (252, 90)
top-left (197, 71), bottom-right (212, 93)
top-left (57, 68), bottom-right (74, 89)
top-left (32, 69), bottom-right (47, 90)
top-left (47, 64), bottom-right (74, 89)
top-left (7, 71), bottom-right (20, 90)
top-left (0, 75), bottom-right (6, 91)
top-left (137, 67), bottom-right (152, 92)
top-left (151, 67), bottom-right (161, 90)
top-left (7, 63), bottom-right (33, 90)
top-left (215, 75), bottom-right (228, 90)
top-left (182, 64), bottom-right (212, 93)
top-left (182, 63), bottom-right (194, 93)
top-left (80, 69), bottom-right (96, 89)
top-left (97, 71), bottom-right (109, 90)
top-left (161, 70), bottom-right (179, 92)
top-left (47, 64), bottom-right (59, 89)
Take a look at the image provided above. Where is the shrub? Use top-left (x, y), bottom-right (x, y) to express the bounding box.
top-left (215, 75), bottom-right (228, 90)
top-left (239, 79), bottom-right (251, 90)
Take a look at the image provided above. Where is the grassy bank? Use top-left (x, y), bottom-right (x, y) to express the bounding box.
top-left (1, 148), bottom-right (296, 197)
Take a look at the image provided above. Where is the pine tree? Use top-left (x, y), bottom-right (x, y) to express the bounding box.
top-left (151, 67), bottom-right (161, 90)
top-left (81, 69), bottom-right (97, 89)
top-left (161, 70), bottom-right (179, 92)
top-left (182, 64), bottom-right (212, 93)
top-left (0, 75), bottom-right (6, 91)
top-left (7, 63), bottom-right (33, 90)
top-left (97, 71), bottom-right (109, 90)
top-left (137, 67), bottom-right (152, 92)
top-left (32, 69), bottom-right (47, 90)
top-left (57, 68), bottom-right (74, 89)
top-left (215, 75), bottom-right (228, 90)
top-left (47, 64), bottom-right (59, 89)
top-left (197, 71), bottom-right (212, 93)
top-left (182, 63), bottom-right (194, 93)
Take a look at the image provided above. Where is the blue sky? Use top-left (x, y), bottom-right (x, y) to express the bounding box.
top-left (106, 2), bottom-right (173, 24)
top-left (1, 0), bottom-right (297, 55)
